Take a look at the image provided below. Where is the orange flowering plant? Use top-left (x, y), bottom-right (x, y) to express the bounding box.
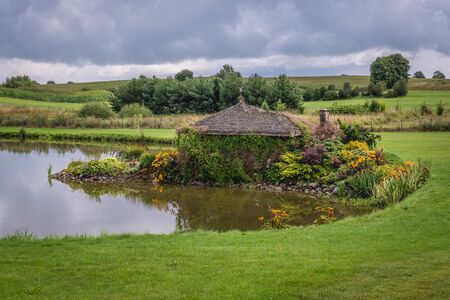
top-left (341, 141), bottom-right (385, 171)
top-left (151, 149), bottom-right (179, 184)
top-left (258, 208), bottom-right (289, 229)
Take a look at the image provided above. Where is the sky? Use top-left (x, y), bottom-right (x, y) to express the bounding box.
top-left (1, 0), bottom-right (449, 83)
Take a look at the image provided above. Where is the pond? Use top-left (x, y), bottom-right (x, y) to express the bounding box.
top-left (0, 141), bottom-right (370, 237)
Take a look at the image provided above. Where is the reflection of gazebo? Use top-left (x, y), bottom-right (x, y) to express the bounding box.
top-left (192, 99), bottom-right (302, 138)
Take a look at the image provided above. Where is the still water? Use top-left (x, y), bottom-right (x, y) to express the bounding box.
top-left (0, 141), bottom-right (369, 237)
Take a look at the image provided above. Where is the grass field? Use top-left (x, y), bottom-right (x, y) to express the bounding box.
top-left (0, 127), bottom-right (177, 144)
top-left (2, 89), bottom-right (449, 114)
top-left (0, 132), bottom-right (448, 299)
top-left (303, 90), bottom-right (450, 112)
top-left (0, 97), bottom-right (84, 110)
top-left (23, 81), bottom-right (127, 94)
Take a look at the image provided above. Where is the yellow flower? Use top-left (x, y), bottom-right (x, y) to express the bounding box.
top-left (403, 161), bottom-right (415, 166)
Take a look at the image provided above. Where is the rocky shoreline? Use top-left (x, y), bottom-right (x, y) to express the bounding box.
top-left (52, 169), bottom-right (338, 197)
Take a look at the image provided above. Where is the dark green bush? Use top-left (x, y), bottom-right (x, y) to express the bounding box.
top-left (392, 78), bottom-right (408, 96)
top-left (66, 158), bottom-right (126, 176)
top-left (120, 146), bottom-right (145, 161)
top-left (384, 90), bottom-right (397, 98)
top-left (420, 102), bottom-right (432, 115)
top-left (437, 101), bottom-right (444, 116)
top-left (3, 75), bottom-right (38, 88)
top-left (118, 103), bottom-right (152, 118)
top-left (367, 100), bottom-right (386, 113)
top-left (329, 103), bottom-right (367, 115)
top-left (139, 153), bottom-right (156, 169)
top-left (323, 90), bottom-right (338, 101)
top-left (78, 102), bottom-right (114, 119)
top-left (302, 89), bottom-right (313, 101)
top-left (338, 120), bottom-right (380, 148)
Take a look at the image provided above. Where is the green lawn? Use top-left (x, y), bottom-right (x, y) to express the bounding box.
top-left (0, 132), bottom-right (449, 299)
top-left (0, 96), bottom-right (84, 110)
top-left (0, 127), bottom-right (175, 137)
top-left (0, 127), bottom-right (177, 144)
top-left (304, 90), bottom-right (450, 112)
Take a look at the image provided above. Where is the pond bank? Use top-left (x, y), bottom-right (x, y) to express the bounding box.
top-left (51, 168), bottom-right (339, 197)
top-left (0, 126), bottom-right (176, 145)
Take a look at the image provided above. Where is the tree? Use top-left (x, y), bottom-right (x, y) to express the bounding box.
top-left (175, 69), bottom-right (193, 81)
top-left (216, 64), bottom-right (241, 79)
top-left (413, 71), bottom-right (425, 78)
top-left (271, 74), bottom-right (300, 109)
top-left (342, 82), bottom-right (352, 98)
top-left (392, 78), bottom-right (408, 96)
top-left (3, 75), bottom-right (38, 88)
top-left (242, 73), bottom-right (270, 106)
top-left (370, 53), bottom-right (410, 88)
top-left (218, 72), bottom-right (242, 109)
top-left (302, 89), bottom-right (313, 101)
top-left (47, 80), bottom-right (56, 84)
top-left (111, 75), bottom-right (157, 112)
top-left (432, 70), bottom-right (446, 79)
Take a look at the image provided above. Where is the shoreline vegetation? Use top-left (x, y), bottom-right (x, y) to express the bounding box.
top-left (51, 123), bottom-right (431, 209)
top-left (1, 132), bottom-right (448, 299)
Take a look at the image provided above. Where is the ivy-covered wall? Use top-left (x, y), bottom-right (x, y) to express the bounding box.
top-left (176, 128), bottom-right (307, 185)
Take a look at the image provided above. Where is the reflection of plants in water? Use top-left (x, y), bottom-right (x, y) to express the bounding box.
top-left (313, 206), bottom-right (337, 224)
top-left (0, 140), bottom-right (112, 158)
top-left (47, 164), bottom-right (53, 187)
top-left (258, 209), bottom-right (289, 229)
top-left (58, 180), bottom-right (369, 232)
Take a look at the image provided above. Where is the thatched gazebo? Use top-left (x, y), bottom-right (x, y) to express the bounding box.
top-left (192, 99), bottom-right (302, 137)
top-left (176, 97), bottom-right (306, 184)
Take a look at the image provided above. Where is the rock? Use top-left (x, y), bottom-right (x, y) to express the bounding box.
top-left (332, 187), bottom-right (338, 195)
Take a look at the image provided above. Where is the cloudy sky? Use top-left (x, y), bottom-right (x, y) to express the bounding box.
top-left (1, 0), bottom-right (449, 83)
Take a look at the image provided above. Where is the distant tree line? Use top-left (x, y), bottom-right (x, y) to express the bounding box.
top-left (302, 82), bottom-right (360, 101)
top-left (111, 65), bottom-right (303, 114)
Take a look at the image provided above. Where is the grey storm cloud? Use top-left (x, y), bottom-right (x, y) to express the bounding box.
top-left (1, 0), bottom-right (450, 66)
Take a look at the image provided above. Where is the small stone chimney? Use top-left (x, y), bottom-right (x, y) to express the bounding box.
top-left (319, 109), bottom-right (330, 126)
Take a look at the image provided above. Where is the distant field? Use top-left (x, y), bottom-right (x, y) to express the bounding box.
top-left (303, 90), bottom-right (450, 112)
top-left (0, 97), bottom-right (84, 110)
top-left (23, 76), bottom-right (450, 96)
top-left (26, 81), bottom-right (127, 94)
top-left (287, 76), bottom-right (450, 90)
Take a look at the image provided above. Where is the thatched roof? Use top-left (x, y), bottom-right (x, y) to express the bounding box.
top-left (192, 100), bottom-right (302, 137)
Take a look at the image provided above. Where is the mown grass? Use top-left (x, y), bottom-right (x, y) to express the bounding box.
top-left (0, 127), bottom-right (176, 144)
top-left (303, 90), bottom-right (450, 112)
top-left (0, 132), bottom-right (449, 299)
top-left (0, 97), bottom-right (84, 110)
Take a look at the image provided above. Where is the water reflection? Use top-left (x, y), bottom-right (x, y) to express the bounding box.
top-left (0, 141), bottom-right (370, 237)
